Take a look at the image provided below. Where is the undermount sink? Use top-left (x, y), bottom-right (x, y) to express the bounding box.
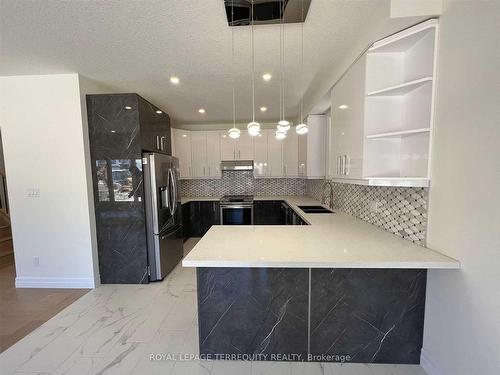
top-left (298, 205), bottom-right (334, 214)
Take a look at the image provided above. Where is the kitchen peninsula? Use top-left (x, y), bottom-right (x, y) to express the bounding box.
top-left (182, 196), bottom-right (459, 364)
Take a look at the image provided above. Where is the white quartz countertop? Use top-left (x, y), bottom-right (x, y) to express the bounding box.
top-left (181, 196), bottom-right (460, 269)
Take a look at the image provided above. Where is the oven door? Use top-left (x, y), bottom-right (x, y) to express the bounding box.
top-left (220, 204), bottom-right (253, 225)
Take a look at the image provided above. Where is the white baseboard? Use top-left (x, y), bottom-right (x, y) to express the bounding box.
top-left (421, 348), bottom-right (441, 375)
top-left (15, 276), bottom-right (95, 289)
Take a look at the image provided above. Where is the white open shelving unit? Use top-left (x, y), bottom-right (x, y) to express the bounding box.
top-left (362, 19), bottom-right (439, 187)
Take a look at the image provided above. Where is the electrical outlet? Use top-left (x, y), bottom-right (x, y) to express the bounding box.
top-left (33, 256), bottom-right (40, 267)
top-left (26, 188), bottom-right (40, 198)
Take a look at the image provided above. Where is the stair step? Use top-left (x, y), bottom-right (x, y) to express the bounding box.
top-left (0, 236), bottom-right (12, 243)
top-left (0, 252), bottom-right (14, 267)
top-left (0, 238), bottom-right (13, 255)
top-left (0, 226), bottom-right (11, 238)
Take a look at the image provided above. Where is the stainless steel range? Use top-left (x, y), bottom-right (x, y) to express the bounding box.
top-left (220, 195), bottom-right (254, 225)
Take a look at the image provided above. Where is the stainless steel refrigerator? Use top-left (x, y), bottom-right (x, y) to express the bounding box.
top-left (143, 153), bottom-right (183, 281)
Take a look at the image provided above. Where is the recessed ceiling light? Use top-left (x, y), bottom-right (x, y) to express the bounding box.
top-left (111, 130), bottom-right (116, 133)
top-left (262, 73), bottom-right (272, 81)
top-left (260, 106), bottom-right (267, 112)
top-left (156, 110), bottom-right (162, 114)
top-left (182, 134), bottom-right (187, 138)
top-left (198, 108), bottom-right (205, 114)
top-left (170, 76), bottom-right (180, 85)
top-left (338, 104), bottom-right (349, 109)
top-left (125, 106), bottom-right (132, 110)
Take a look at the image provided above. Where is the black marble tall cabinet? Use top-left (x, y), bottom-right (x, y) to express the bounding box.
top-left (86, 94), bottom-right (171, 283)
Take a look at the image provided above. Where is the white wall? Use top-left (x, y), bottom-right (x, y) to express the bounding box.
top-left (0, 74), bottom-right (99, 288)
top-left (422, 1), bottom-right (500, 374)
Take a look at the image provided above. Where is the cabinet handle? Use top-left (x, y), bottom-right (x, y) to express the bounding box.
top-left (233, 150), bottom-right (236, 159)
top-left (208, 167), bottom-right (211, 176)
top-left (156, 135), bottom-right (161, 150)
top-left (238, 150), bottom-right (241, 159)
top-left (345, 155), bottom-right (350, 176)
top-left (203, 167), bottom-right (206, 176)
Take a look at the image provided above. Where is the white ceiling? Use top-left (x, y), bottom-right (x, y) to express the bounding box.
top-left (0, 0), bottom-right (421, 125)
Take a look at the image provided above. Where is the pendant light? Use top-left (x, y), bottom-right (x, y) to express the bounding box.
top-left (247, 0), bottom-right (261, 137)
top-left (276, 0), bottom-right (289, 138)
top-left (228, 0), bottom-right (240, 139)
top-left (296, 0), bottom-right (309, 135)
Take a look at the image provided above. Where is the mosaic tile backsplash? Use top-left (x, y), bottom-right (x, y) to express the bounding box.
top-left (179, 171), bottom-right (305, 197)
top-left (306, 179), bottom-right (428, 245)
top-left (180, 171), bottom-right (428, 245)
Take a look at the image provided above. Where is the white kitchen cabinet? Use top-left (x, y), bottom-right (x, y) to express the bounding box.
top-left (171, 128), bottom-right (192, 179)
top-left (237, 132), bottom-right (254, 160)
top-left (330, 54), bottom-right (366, 179)
top-left (326, 19), bottom-right (438, 187)
top-left (219, 132), bottom-right (235, 160)
top-left (267, 130), bottom-right (283, 177)
top-left (206, 131), bottom-right (221, 177)
top-left (253, 131), bottom-right (268, 177)
top-left (172, 129), bottom-right (221, 179)
top-left (219, 130), bottom-right (254, 160)
top-left (298, 115), bottom-right (327, 179)
top-left (190, 131), bottom-right (208, 177)
top-left (253, 129), bottom-right (283, 178)
top-left (283, 130), bottom-right (299, 177)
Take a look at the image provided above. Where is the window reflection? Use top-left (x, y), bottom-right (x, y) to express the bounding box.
top-left (96, 159), bottom-right (142, 202)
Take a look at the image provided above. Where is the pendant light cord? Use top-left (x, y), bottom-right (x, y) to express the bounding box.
top-left (231, 0), bottom-right (236, 128)
top-left (282, 0), bottom-right (285, 122)
top-left (300, 0), bottom-right (304, 121)
top-left (279, 0), bottom-right (283, 122)
top-left (251, 0), bottom-right (255, 123)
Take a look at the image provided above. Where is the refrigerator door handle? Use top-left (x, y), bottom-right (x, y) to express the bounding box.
top-left (160, 186), bottom-right (169, 210)
top-left (168, 168), bottom-right (176, 216)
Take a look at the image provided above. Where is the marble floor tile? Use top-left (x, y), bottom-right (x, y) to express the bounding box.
top-left (251, 361), bottom-right (293, 375)
top-left (170, 359), bottom-right (213, 375)
top-left (0, 257), bottom-right (429, 375)
top-left (212, 360), bottom-right (251, 375)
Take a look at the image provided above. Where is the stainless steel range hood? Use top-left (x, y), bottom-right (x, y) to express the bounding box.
top-left (221, 160), bottom-right (254, 171)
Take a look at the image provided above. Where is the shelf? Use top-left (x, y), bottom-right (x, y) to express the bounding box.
top-left (367, 77), bottom-right (433, 97)
top-left (331, 177), bottom-right (429, 188)
top-left (366, 128), bottom-right (430, 139)
top-left (369, 19), bottom-right (437, 53)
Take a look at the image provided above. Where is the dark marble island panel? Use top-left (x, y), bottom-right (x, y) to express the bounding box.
top-left (197, 268), bottom-right (309, 360)
top-left (196, 267), bottom-right (426, 364)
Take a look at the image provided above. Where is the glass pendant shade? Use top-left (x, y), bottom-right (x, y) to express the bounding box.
top-left (247, 121), bottom-right (261, 136)
top-left (228, 127), bottom-right (241, 139)
top-left (275, 129), bottom-right (287, 140)
top-left (277, 120), bottom-right (290, 132)
top-left (296, 123), bottom-right (309, 135)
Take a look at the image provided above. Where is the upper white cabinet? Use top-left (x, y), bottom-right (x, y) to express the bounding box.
top-left (298, 115), bottom-right (327, 179)
top-left (220, 131), bottom-right (254, 160)
top-left (329, 19), bottom-right (438, 187)
top-left (190, 131), bottom-right (208, 177)
top-left (330, 55), bottom-right (367, 179)
top-left (253, 129), bottom-right (284, 178)
top-left (206, 131), bottom-right (221, 178)
top-left (283, 130), bottom-right (299, 177)
top-left (171, 128), bottom-right (192, 179)
top-left (171, 129), bottom-right (221, 179)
